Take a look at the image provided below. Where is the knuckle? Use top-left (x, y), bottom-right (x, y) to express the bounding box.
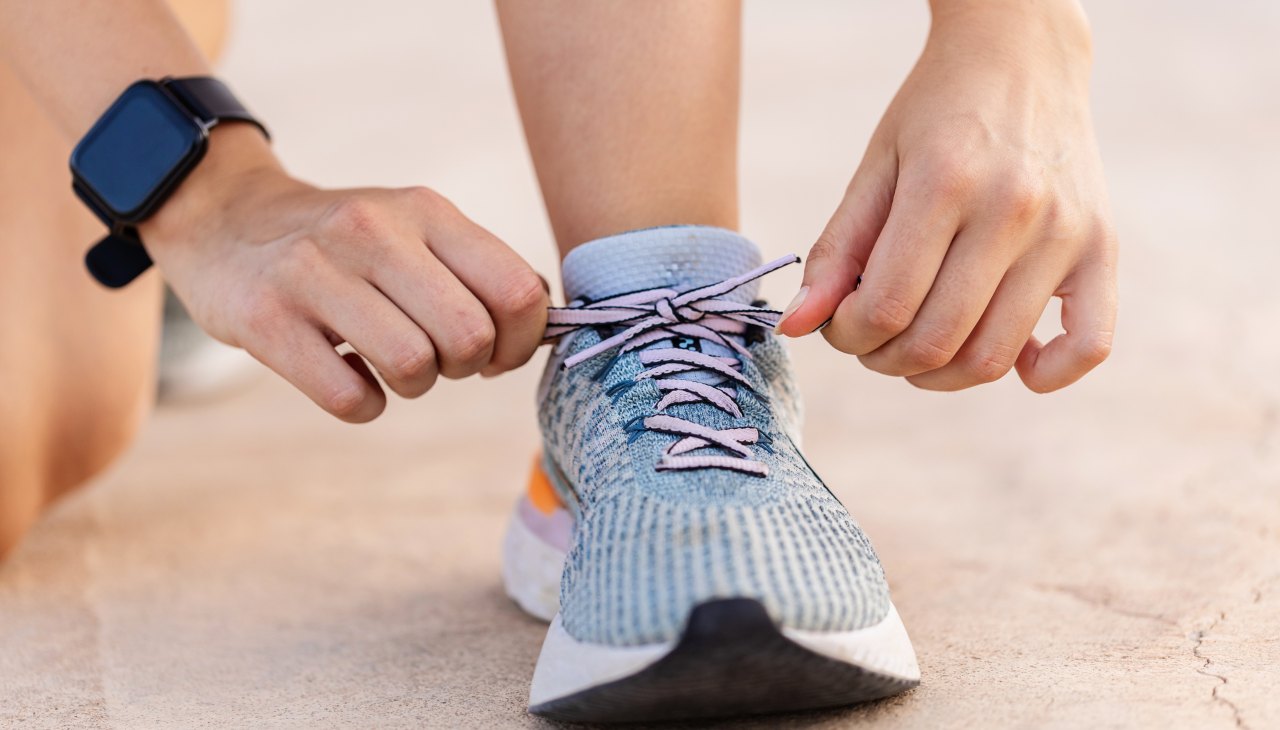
top-left (403, 185), bottom-right (447, 212)
top-left (807, 232), bottom-right (841, 265)
top-left (998, 172), bottom-right (1047, 224)
top-left (240, 292), bottom-right (289, 339)
top-left (1040, 198), bottom-right (1079, 242)
top-left (1024, 374), bottom-right (1059, 395)
top-left (901, 333), bottom-right (957, 372)
top-left (499, 271), bottom-right (550, 319)
top-left (276, 237), bottom-right (324, 279)
top-left (1075, 331), bottom-right (1114, 367)
top-left (451, 321), bottom-right (497, 367)
top-left (324, 383), bottom-right (368, 419)
top-left (860, 290), bottom-right (916, 335)
top-left (327, 197), bottom-right (386, 238)
top-left (923, 156), bottom-right (976, 200)
top-left (389, 341), bottom-right (436, 381)
top-left (821, 323), bottom-right (863, 356)
top-left (963, 342), bottom-right (1020, 383)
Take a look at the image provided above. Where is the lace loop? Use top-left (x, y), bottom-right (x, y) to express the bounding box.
top-left (545, 255), bottom-right (800, 476)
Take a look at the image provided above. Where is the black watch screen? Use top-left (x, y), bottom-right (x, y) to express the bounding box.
top-left (70, 80), bottom-right (208, 224)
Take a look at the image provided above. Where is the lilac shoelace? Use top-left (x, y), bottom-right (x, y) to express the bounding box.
top-left (546, 255), bottom-right (801, 476)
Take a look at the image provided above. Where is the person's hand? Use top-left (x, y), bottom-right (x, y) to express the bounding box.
top-left (140, 126), bottom-right (549, 422)
top-left (776, 0), bottom-right (1117, 393)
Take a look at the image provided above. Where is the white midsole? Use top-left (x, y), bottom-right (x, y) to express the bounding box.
top-left (529, 613), bottom-right (673, 707)
top-left (528, 604), bottom-right (919, 707)
top-left (504, 498), bottom-right (921, 708)
top-left (501, 498), bottom-right (567, 622)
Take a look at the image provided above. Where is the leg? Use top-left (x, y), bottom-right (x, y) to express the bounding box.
top-left (496, 0), bottom-right (741, 256)
top-left (0, 0), bottom-right (228, 559)
top-left (496, 7), bottom-right (921, 720)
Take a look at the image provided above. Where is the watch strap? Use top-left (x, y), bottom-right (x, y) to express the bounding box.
top-left (163, 76), bottom-right (271, 140)
top-left (84, 228), bottom-right (154, 289)
top-left (82, 76), bottom-right (267, 288)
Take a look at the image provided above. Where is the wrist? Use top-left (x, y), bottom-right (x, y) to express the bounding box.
top-left (927, 0), bottom-right (1093, 72)
top-left (138, 123), bottom-right (284, 250)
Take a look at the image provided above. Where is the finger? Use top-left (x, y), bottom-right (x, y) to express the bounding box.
top-left (776, 148), bottom-right (897, 337)
top-left (819, 162), bottom-right (965, 355)
top-left (414, 192), bottom-right (549, 375)
top-left (1015, 256), bottom-right (1117, 393)
top-left (365, 232), bottom-right (496, 381)
top-left (858, 221), bottom-right (1014, 377)
top-left (905, 262), bottom-right (1057, 391)
top-left (308, 276), bottom-right (439, 398)
top-left (340, 351), bottom-right (386, 400)
top-left (245, 319), bottom-right (386, 423)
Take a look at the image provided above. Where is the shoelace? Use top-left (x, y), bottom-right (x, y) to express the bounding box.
top-left (545, 255), bottom-right (800, 476)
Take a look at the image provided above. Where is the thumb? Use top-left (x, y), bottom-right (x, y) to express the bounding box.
top-left (776, 149), bottom-right (897, 337)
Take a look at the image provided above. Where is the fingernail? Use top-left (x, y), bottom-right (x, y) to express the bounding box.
top-left (774, 286), bottom-right (809, 334)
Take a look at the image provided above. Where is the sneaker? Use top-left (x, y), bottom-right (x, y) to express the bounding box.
top-left (502, 227), bottom-right (919, 723)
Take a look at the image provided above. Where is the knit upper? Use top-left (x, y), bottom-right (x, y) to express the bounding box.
top-left (538, 228), bottom-right (891, 646)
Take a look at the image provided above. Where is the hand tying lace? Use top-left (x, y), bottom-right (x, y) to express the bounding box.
top-left (545, 255), bottom-right (800, 476)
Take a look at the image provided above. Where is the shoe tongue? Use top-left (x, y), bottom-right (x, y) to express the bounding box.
top-left (562, 227), bottom-right (765, 388)
top-left (562, 226), bottom-right (763, 305)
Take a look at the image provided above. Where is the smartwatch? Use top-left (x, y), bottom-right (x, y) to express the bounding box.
top-left (70, 77), bottom-right (269, 288)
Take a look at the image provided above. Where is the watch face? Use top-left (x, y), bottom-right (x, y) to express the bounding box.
top-left (70, 81), bottom-right (207, 221)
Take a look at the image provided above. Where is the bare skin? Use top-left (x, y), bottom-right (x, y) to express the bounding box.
top-left (497, 0), bottom-right (741, 257)
top-left (0, 0), bottom-right (227, 558)
top-left (0, 0), bottom-right (548, 423)
top-left (499, 0), bottom-right (1114, 394)
top-left (0, 0), bottom-right (1115, 558)
top-left (775, 0), bottom-right (1117, 394)
top-left (0, 0), bottom-right (548, 557)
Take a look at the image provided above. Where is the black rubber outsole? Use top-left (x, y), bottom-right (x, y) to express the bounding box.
top-left (529, 598), bottom-right (918, 724)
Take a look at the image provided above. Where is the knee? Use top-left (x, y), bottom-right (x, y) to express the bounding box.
top-left (45, 386), bottom-right (153, 502)
top-left (0, 512), bottom-right (36, 563)
top-left (0, 387), bottom-right (151, 561)
top-left (0, 463), bottom-right (44, 562)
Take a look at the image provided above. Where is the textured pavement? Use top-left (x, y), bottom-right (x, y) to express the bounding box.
top-left (2, 2), bottom-right (1278, 728)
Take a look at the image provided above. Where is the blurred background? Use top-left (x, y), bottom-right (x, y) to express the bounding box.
top-left (3, 1), bottom-right (1277, 728)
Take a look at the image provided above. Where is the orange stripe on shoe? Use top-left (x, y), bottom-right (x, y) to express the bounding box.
top-left (527, 455), bottom-right (566, 515)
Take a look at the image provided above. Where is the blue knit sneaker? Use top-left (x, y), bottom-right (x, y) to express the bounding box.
top-left (501, 227), bottom-right (919, 723)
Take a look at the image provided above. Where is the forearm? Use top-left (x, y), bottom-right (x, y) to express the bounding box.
top-left (0, 0), bottom-right (279, 252)
top-left (926, 0), bottom-right (1093, 73)
top-left (0, 0), bottom-right (217, 140)
top-left (787, 0), bottom-right (1115, 392)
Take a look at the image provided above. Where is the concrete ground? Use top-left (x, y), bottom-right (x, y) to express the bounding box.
top-left (3, 1), bottom-right (1278, 728)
